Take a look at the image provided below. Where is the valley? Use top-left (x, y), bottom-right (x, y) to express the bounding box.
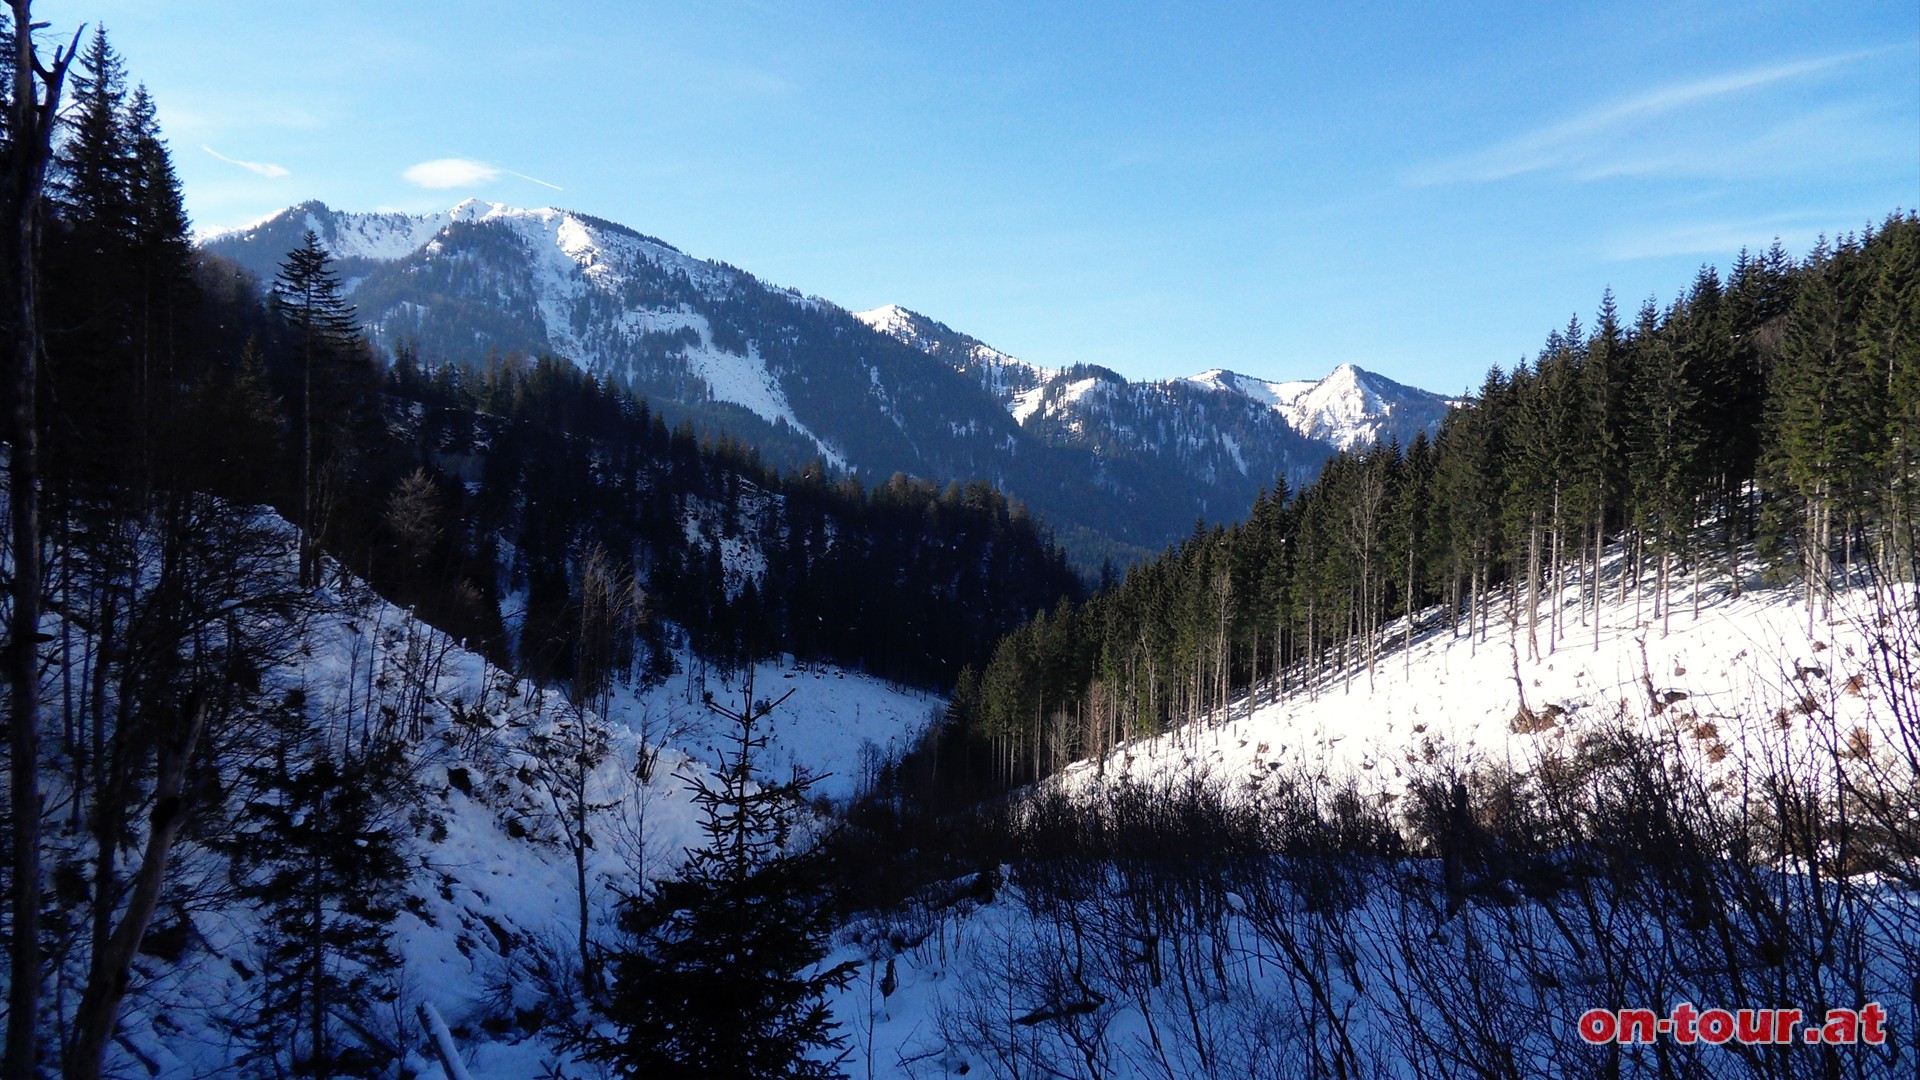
top-left (0, 5), bottom-right (1913, 1080)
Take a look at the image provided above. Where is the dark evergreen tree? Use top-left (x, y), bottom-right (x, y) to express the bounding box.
top-left (593, 673), bottom-right (856, 1079)
top-left (271, 230), bottom-right (364, 587)
top-left (53, 28), bottom-right (131, 249)
top-left (235, 741), bottom-right (408, 1078)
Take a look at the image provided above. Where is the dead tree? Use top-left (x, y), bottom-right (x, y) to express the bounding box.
top-left (4, 5), bottom-right (81, 1074)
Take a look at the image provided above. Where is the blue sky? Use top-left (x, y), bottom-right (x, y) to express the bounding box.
top-left (77, 0), bottom-right (1920, 394)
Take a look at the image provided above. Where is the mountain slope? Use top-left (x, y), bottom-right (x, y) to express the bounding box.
top-left (828, 571), bottom-right (1915, 1079)
top-left (857, 305), bottom-right (1454, 460)
top-left (204, 202), bottom-right (1455, 566)
top-left (55, 509), bottom-right (932, 1078)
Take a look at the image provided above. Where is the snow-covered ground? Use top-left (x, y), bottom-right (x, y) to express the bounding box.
top-left (89, 517), bottom-right (1911, 1077)
top-left (601, 655), bottom-right (940, 808)
top-left (1061, 566), bottom-right (1903, 807)
top-left (78, 527), bottom-right (934, 1078)
top-left (821, 569), bottom-right (1916, 1079)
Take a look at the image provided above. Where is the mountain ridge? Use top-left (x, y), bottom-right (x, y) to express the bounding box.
top-left (202, 200), bottom-right (1456, 566)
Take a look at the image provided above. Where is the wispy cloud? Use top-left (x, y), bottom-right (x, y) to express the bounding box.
top-left (403, 157), bottom-right (562, 191)
top-left (202, 145), bottom-right (290, 178)
top-left (1407, 50), bottom-right (1879, 187)
top-left (1603, 212), bottom-right (1846, 262)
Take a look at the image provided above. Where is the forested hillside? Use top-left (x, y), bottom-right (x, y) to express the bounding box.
top-left (954, 217), bottom-right (1918, 786)
top-left (380, 349), bottom-right (1080, 690)
top-left (205, 202), bottom-right (1460, 575)
top-left (0, 19), bottom-right (1073, 1076)
top-left (829, 219), bottom-right (1920, 1080)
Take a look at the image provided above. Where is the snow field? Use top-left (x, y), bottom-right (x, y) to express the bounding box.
top-left (1060, 570), bottom-right (1906, 817)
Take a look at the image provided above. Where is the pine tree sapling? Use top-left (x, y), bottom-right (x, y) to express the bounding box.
top-left (236, 741), bottom-right (409, 1077)
top-left (593, 672), bottom-right (856, 1078)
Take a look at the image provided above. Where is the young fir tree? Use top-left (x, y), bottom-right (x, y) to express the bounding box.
top-left (236, 740), bottom-right (408, 1078)
top-left (593, 672), bottom-right (855, 1079)
top-left (270, 230), bottom-right (362, 587)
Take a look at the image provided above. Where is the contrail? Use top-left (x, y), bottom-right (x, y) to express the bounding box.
top-left (502, 168), bottom-right (563, 191)
top-left (203, 145), bottom-right (290, 178)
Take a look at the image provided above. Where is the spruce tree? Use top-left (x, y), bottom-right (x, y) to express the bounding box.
top-left (271, 231), bottom-right (361, 586)
top-left (236, 741), bottom-right (408, 1078)
top-left (54, 27), bottom-right (131, 250)
top-left (593, 672), bottom-right (856, 1079)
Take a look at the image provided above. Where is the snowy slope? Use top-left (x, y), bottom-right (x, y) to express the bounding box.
top-left (72, 514), bottom-right (934, 1078)
top-left (94, 511), bottom-right (1905, 1077)
top-left (1062, 563), bottom-right (1903, 812)
top-left (859, 302), bottom-right (1455, 457)
top-left (817, 569), bottom-right (1915, 1079)
top-left (854, 304), bottom-right (1054, 407)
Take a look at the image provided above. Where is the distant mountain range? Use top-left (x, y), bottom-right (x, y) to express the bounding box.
top-left (202, 200), bottom-right (1455, 568)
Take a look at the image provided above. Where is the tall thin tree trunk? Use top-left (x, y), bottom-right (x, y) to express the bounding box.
top-left (1593, 510), bottom-right (1604, 652)
top-left (1526, 512), bottom-right (1542, 660)
top-left (1660, 546), bottom-right (1673, 636)
top-left (1549, 485), bottom-right (1563, 653)
top-left (6, 12), bottom-right (80, 1075)
top-left (1404, 527), bottom-right (1416, 676)
top-left (1467, 562), bottom-right (1479, 658)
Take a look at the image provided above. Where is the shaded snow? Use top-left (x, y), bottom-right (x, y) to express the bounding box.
top-left (89, 512), bottom-right (933, 1077)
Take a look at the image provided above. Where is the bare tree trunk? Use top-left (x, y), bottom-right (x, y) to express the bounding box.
top-left (1660, 546), bottom-right (1673, 637)
top-left (1468, 562), bottom-right (1479, 658)
top-left (575, 826), bottom-right (592, 994)
top-left (300, 331), bottom-right (314, 588)
top-left (1526, 512), bottom-right (1541, 660)
top-left (1548, 484), bottom-right (1562, 653)
top-left (1593, 511), bottom-right (1604, 652)
top-left (1818, 491), bottom-right (1832, 623)
top-left (1729, 479), bottom-right (1744, 598)
top-left (1404, 526), bottom-right (1416, 676)
top-left (65, 699), bottom-right (207, 1080)
top-left (1633, 530), bottom-right (1645, 628)
top-left (6, 10), bottom-right (80, 1074)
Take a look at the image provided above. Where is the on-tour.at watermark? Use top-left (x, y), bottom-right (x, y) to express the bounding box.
top-left (1578, 1003), bottom-right (1888, 1046)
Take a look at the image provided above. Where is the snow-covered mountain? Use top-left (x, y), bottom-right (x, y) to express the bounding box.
top-left (853, 303), bottom-right (1054, 406)
top-left (206, 199), bottom-right (855, 466)
top-left (203, 202), bottom-right (1455, 566)
top-left (860, 304), bottom-right (1452, 469)
top-left (1185, 362), bottom-right (1458, 453)
top-left (857, 304), bottom-right (1454, 507)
